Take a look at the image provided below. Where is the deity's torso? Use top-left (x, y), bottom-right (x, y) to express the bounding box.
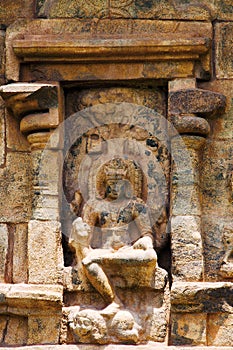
top-left (83, 198), bottom-right (149, 250)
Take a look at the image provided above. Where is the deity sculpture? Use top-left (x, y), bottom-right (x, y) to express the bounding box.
top-left (69, 158), bottom-right (157, 314)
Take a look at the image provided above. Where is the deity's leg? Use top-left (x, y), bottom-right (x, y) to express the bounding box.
top-left (82, 259), bottom-right (114, 304)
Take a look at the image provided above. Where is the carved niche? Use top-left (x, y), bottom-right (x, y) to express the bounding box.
top-left (62, 87), bottom-right (170, 344)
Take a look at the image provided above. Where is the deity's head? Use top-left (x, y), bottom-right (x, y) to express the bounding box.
top-left (96, 158), bottom-right (136, 200)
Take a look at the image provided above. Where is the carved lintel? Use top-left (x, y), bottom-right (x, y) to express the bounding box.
top-left (6, 20), bottom-right (212, 81)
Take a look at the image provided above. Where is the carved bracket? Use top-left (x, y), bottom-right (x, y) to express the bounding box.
top-left (0, 83), bottom-right (62, 149)
top-left (168, 79), bottom-right (226, 136)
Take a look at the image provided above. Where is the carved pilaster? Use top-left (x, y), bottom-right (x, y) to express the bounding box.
top-left (168, 78), bottom-right (226, 282)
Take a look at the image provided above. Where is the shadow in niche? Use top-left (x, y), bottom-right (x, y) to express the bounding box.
top-left (62, 233), bottom-right (76, 267)
top-left (157, 239), bottom-right (172, 287)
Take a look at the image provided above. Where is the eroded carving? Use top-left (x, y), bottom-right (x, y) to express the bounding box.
top-left (68, 156), bottom-right (167, 344)
top-left (69, 309), bottom-right (107, 344)
top-left (69, 158), bottom-right (157, 308)
top-left (62, 93), bottom-right (170, 344)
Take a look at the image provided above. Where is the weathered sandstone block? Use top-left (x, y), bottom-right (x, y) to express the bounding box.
top-left (28, 220), bottom-right (63, 284)
top-left (171, 216), bottom-right (203, 281)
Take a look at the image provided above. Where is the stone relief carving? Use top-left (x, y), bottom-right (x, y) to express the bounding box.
top-left (68, 157), bottom-right (164, 343)
top-left (69, 158), bottom-right (157, 301)
top-left (62, 95), bottom-right (170, 344)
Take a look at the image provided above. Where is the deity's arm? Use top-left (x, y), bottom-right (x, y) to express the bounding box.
top-left (82, 202), bottom-right (99, 228)
top-left (132, 199), bottom-right (154, 250)
top-left (69, 203), bottom-right (99, 260)
top-left (133, 200), bottom-right (153, 239)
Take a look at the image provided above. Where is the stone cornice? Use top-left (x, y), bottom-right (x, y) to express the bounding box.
top-left (6, 19), bottom-right (212, 81)
top-left (13, 35), bottom-right (209, 63)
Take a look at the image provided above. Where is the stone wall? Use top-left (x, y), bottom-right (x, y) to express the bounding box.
top-left (0, 0), bottom-right (232, 348)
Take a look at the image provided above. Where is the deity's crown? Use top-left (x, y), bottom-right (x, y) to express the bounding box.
top-left (104, 158), bottom-right (128, 180)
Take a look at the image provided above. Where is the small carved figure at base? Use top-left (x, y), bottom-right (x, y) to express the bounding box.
top-left (110, 310), bottom-right (141, 344)
top-left (69, 308), bottom-right (141, 345)
top-left (69, 309), bottom-right (107, 344)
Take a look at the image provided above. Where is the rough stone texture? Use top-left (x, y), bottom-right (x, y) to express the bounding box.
top-left (170, 313), bottom-right (207, 346)
top-left (0, 0), bottom-right (34, 26)
top-left (28, 220), bottom-right (63, 284)
top-left (3, 316), bottom-right (28, 346)
top-left (34, 0), bottom-right (233, 21)
top-left (3, 345), bottom-right (233, 350)
top-left (169, 88), bottom-right (226, 116)
top-left (1, 283), bottom-right (63, 307)
top-left (171, 282), bottom-right (233, 313)
top-left (201, 140), bottom-right (233, 217)
top-left (28, 315), bottom-right (61, 345)
top-left (36, 0), bottom-right (215, 20)
top-left (201, 216), bottom-right (232, 282)
top-left (170, 282), bottom-right (233, 346)
top-left (1, 0), bottom-right (233, 346)
top-left (0, 315), bottom-right (7, 343)
top-left (0, 224), bottom-right (8, 282)
top-left (67, 87), bottom-right (166, 117)
top-left (199, 80), bottom-right (233, 140)
top-left (0, 98), bottom-right (6, 167)
top-left (12, 224), bottom-right (28, 283)
top-left (6, 19), bottom-right (212, 82)
top-left (6, 109), bottom-right (30, 152)
top-left (215, 23), bottom-right (233, 79)
top-left (0, 152), bottom-right (32, 223)
top-left (171, 184), bottom-right (201, 217)
top-left (0, 29), bottom-right (5, 84)
top-left (31, 150), bottom-right (62, 221)
top-left (201, 140), bottom-right (233, 281)
top-left (207, 313), bottom-right (233, 346)
top-left (196, 81), bottom-right (233, 282)
top-left (0, 284), bottom-right (63, 345)
top-left (171, 216), bottom-right (203, 281)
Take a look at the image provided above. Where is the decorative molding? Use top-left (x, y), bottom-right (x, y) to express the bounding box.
top-left (6, 19), bottom-right (212, 82)
top-left (13, 36), bottom-right (210, 63)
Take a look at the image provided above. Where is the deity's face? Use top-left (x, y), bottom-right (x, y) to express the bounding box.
top-left (105, 179), bottom-right (126, 200)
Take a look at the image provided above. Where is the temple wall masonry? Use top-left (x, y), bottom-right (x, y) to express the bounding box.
top-left (0, 1), bottom-right (232, 348)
